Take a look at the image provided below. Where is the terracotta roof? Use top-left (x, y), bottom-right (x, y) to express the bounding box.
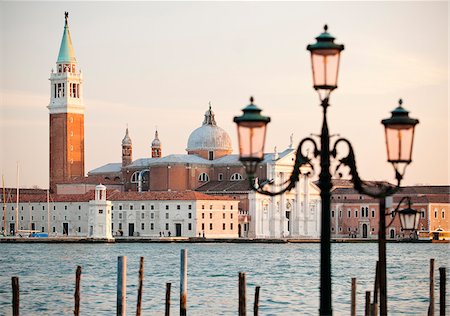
top-left (5, 190), bottom-right (235, 203)
top-left (196, 180), bottom-right (252, 193)
top-left (107, 190), bottom-right (235, 201)
top-left (57, 176), bottom-right (122, 185)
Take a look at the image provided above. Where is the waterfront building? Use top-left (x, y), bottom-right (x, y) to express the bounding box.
top-left (330, 184), bottom-right (450, 239)
top-left (1, 190), bottom-right (238, 238)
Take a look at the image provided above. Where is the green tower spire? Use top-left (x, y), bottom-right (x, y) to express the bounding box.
top-left (57, 12), bottom-right (76, 63)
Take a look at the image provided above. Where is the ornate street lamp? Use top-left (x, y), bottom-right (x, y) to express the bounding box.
top-left (382, 99), bottom-right (420, 182)
top-left (307, 24), bottom-right (345, 101)
top-left (234, 25), bottom-right (419, 316)
top-left (388, 196), bottom-right (420, 232)
top-left (234, 97), bottom-right (271, 175)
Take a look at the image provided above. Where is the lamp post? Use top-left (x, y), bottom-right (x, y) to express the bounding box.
top-left (234, 25), bottom-right (419, 315)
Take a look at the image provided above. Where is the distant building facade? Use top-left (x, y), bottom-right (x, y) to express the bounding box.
top-left (1, 190), bottom-right (238, 238)
top-left (330, 184), bottom-right (450, 239)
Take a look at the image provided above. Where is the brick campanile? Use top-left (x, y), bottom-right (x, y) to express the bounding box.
top-left (47, 12), bottom-right (85, 192)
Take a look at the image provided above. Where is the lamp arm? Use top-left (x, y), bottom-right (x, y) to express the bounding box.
top-left (249, 137), bottom-right (320, 196)
top-left (331, 137), bottom-right (399, 199)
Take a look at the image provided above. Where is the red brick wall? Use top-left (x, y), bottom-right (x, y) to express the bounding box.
top-left (49, 113), bottom-right (84, 192)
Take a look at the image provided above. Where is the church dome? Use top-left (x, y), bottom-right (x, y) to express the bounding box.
top-left (186, 106), bottom-right (232, 153)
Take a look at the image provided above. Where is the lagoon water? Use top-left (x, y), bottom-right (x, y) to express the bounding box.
top-left (0, 242), bottom-right (448, 315)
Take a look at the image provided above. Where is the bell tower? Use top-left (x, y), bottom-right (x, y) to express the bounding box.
top-left (151, 129), bottom-right (162, 158)
top-left (122, 127), bottom-right (132, 167)
top-left (48, 12), bottom-right (85, 192)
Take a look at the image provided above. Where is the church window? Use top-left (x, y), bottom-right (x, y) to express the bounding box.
top-left (208, 151), bottom-right (214, 160)
top-left (119, 205), bottom-right (122, 210)
top-left (442, 210), bottom-right (445, 219)
top-left (339, 210), bottom-right (342, 218)
top-left (355, 210), bottom-right (358, 218)
top-left (331, 210), bottom-right (335, 217)
top-left (130, 205), bottom-right (134, 210)
top-left (131, 171), bottom-right (139, 183)
top-left (141, 205), bottom-right (145, 210)
top-left (151, 205), bottom-right (154, 210)
top-left (218, 173), bottom-right (223, 181)
top-left (42, 205), bottom-right (45, 210)
top-left (198, 173), bottom-right (209, 182)
top-left (230, 173), bottom-right (243, 181)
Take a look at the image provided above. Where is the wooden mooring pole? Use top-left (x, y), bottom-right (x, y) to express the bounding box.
top-left (136, 257), bottom-right (144, 316)
top-left (180, 249), bottom-right (187, 316)
top-left (428, 258), bottom-right (435, 316)
top-left (351, 278), bottom-right (356, 316)
top-left (439, 267), bottom-right (446, 316)
top-left (74, 266), bottom-right (82, 316)
top-left (117, 256), bottom-right (127, 316)
top-left (12, 276), bottom-right (19, 316)
top-left (165, 282), bottom-right (171, 316)
top-left (371, 261), bottom-right (379, 316)
top-left (253, 286), bottom-right (260, 316)
top-left (239, 272), bottom-right (246, 316)
top-left (364, 291), bottom-right (371, 316)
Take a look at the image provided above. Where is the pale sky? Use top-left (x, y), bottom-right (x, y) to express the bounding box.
top-left (0, 1), bottom-right (448, 189)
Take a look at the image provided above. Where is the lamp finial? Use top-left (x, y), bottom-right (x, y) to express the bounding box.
top-left (324, 24), bottom-right (328, 32)
top-left (250, 96), bottom-right (254, 104)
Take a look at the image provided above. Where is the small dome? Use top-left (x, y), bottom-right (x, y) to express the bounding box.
top-left (96, 184), bottom-right (106, 190)
top-left (122, 127), bottom-right (132, 146)
top-left (186, 105), bottom-right (232, 152)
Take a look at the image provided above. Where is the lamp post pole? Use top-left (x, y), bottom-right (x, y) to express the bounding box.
top-left (318, 98), bottom-right (332, 315)
top-left (378, 197), bottom-right (388, 315)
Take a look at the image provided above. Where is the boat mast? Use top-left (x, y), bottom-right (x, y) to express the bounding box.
top-left (2, 175), bottom-right (6, 236)
top-left (47, 189), bottom-right (50, 235)
top-left (15, 162), bottom-right (19, 236)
